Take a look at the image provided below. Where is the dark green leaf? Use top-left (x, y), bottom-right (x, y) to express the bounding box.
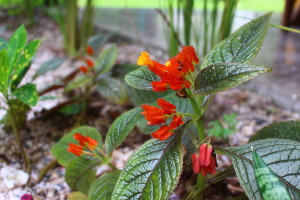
top-left (51, 126), bottom-right (102, 166)
top-left (96, 77), bottom-right (128, 105)
top-left (222, 139), bottom-right (300, 200)
top-left (126, 85), bottom-right (170, 106)
top-left (88, 170), bottom-right (121, 200)
top-left (65, 157), bottom-right (99, 195)
top-left (67, 192), bottom-right (87, 200)
top-left (14, 83), bottom-right (38, 106)
top-left (105, 107), bottom-right (142, 154)
top-left (59, 103), bottom-right (84, 116)
top-left (88, 34), bottom-right (112, 53)
top-left (95, 45), bottom-right (118, 75)
top-left (112, 124), bottom-right (186, 200)
top-left (252, 149), bottom-right (291, 200)
top-left (250, 121), bottom-right (300, 142)
top-left (202, 12), bottom-right (272, 69)
top-left (125, 66), bottom-right (160, 90)
top-left (64, 75), bottom-right (91, 93)
top-left (33, 57), bottom-right (65, 79)
top-left (194, 63), bottom-right (271, 95)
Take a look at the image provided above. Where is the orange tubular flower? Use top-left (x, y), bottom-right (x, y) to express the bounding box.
top-left (86, 46), bottom-right (94, 56)
top-left (85, 58), bottom-right (94, 68)
top-left (79, 66), bottom-right (89, 73)
top-left (141, 99), bottom-right (184, 140)
top-left (73, 132), bottom-right (98, 150)
top-left (137, 46), bottom-right (199, 92)
top-left (192, 143), bottom-right (217, 176)
top-left (68, 143), bottom-right (84, 156)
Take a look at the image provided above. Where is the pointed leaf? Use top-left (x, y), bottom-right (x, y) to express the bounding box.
top-left (252, 149), bottom-right (291, 200)
top-left (51, 126), bottom-right (102, 166)
top-left (65, 157), bottom-right (99, 195)
top-left (105, 107), bottom-right (142, 154)
top-left (11, 39), bottom-right (41, 89)
top-left (88, 34), bottom-right (112, 53)
top-left (95, 45), bottom-right (118, 75)
top-left (88, 170), bottom-right (121, 200)
top-left (8, 25), bottom-right (27, 66)
top-left (250, 121), bottom-right (300, 142)
top-left (111, 124), bottom-right (186, 200)
top-left (222, 139), bottom-right (300, 200)
top-left (14, 83), bottom-right (38, 106)
top-left (33, 57), bottom-right (65, 79)
top-left (125, 66), bottom-right (160, 90)
top-left (96, 77), bottom-right (128, 105)
top-left (194, 63), bottom-right (271, 95)
top-left (202, 12), bottom-right (272, 69)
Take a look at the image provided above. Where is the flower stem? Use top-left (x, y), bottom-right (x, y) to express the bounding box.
top-left (187, 90), bottom-right (206, 200)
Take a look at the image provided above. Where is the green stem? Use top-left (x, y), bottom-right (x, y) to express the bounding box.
top-left (187, 90), bottom-right (206, 200)
top-left (7, 100), bottom-right (31, 173)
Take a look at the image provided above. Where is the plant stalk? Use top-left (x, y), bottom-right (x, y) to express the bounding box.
top-left (7, 100), bottom-right (31, 173)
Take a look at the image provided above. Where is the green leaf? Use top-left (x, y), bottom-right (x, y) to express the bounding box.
top-left (126, 85), bottom-right (170, 106)
top-left (125, 66), bottom-right (160, 90)
top-left (50, 126), bottom-right (102, 166)
top-left (105, 107), bottom-right (142, 154)
top-left (96, 77), bottom-right (128, 105)
top-left (252, 149), bottom-right (291, 200)
top-left (202, 12), bottom-right (272, 69)
top-left (14, 83), bottom-right (38, 106)
top-left (33, 57), bottom-right (65, 79)
top-left (250, 121), bottom-right (300, 142)
top-left (65, 157), bottom-right (99, 195)
top-left (194, 63), bottom-right (271, 95)
top-left (11, 39), bottom-right (41, 89)
top-left (8, 25), bottom-right (27, 66)
top-left (64, 75), bottom-right (91, 93)
top-left (0, 50), bottom-right (9, 91)
top-left (88, 170), bottom-right (121, 200)
top-left (95, 45), bottom-right (118, 75)
top-left (68, 192), bottom-right (87, 200)
top-left (88, 34), bottom-right (112, 53)
top-left (222, 139), bottom-right (300, 200)
top-left (59, 103), bottom-right (84, 116)
top-left (112, 124), bottom-right (186, 200)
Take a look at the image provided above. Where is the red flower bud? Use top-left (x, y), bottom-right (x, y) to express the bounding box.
top-left (86, 46), bottom-right (94, 56)
top-left (192, 143), bottom-right (217, 176)
top-left (79, 66), bottom-right (88, 73)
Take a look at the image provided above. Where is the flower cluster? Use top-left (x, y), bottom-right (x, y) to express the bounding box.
top-left (79, 46), bottom-right (95, 74)
top-left (137, 46), bottom-right (199, 91)
top-left (67, 132), bottom-right (98, 156)
top-left (141, 99), bottom-right (184, 140)
top-left (192, 143), bottom-right (217, 176)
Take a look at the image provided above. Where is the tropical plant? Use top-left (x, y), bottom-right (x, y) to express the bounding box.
top-left (51, 13), bottom-right (300, 200)
top-left (0, 25), bottom-right (41, 172)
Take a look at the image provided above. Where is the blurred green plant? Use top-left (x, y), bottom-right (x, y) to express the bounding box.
top-left (0, 25), bottom-right (41, 172)
top-left (208, 113), bottom-right (238, 139)
top-left (45, 0), bottom-right (94, 55)
top-left (158, 0), bottom-right (239, 58)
